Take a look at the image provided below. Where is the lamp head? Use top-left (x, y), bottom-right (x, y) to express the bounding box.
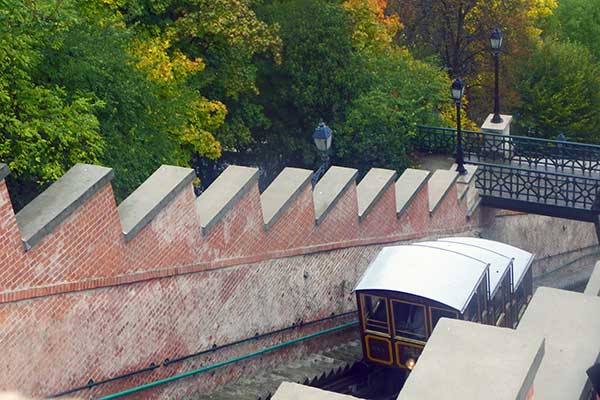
top-left (490, 28), bottom-right (503, 51)
top-left (451, 79), bottom-right (466, 101)
top-left (312, 121), bottom-right (333, 153)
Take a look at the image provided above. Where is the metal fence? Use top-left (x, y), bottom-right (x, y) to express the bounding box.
top-left (415, 126), bottom-right (600, 176)
top-left (471, 161), bottom-right (600, 211)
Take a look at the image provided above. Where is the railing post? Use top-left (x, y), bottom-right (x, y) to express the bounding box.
top-left (481, 114), bottom-right (513, 161)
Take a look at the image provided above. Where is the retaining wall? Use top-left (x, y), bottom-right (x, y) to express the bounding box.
top-left (481, 212), bottom-right (599, 288)
top-left (0, 161), bottom-right (488, 399)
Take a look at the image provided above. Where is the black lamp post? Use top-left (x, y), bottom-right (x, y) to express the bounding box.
top-left (451, 79), bottom-right (467, 175)
top-left (490, 27), bottom-right (504, 124)
top-left (311, 121), bottom-right (333, 186)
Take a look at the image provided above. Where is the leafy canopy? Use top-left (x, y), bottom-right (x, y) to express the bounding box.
top-left (515, 39), bottom-right (600, 141)
top-left (0, 0), bottom-right (105, 207)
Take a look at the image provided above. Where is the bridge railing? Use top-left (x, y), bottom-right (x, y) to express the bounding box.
top-left (471, 161), bottom-right (600, 211)
top-left (415, 126), bottom-right (600, 176)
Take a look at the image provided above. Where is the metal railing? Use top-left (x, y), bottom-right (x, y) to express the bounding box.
top-left (413, 126), bottom-right (458, 154)
top-left (471, 161), bottom-right (600, 211)
top-left (415, 126), bottom-right (600, 176)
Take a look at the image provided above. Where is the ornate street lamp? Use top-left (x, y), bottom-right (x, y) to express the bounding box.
top-left (451, 79), bottom-right (467, 175)
top-left (311, 121), bottom-right (333, 186)
top-left (490, 27), bottom-right (504, 124)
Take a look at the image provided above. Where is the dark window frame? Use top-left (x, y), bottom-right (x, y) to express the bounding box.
top-left (361, 294), bottom-right (391, 336)
top-left (390, 299), bottom-right (428, 341)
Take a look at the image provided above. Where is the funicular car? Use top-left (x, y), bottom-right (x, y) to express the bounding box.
top-left (354, 237), bottom-right (534, 371)
top-left (441, 237), bottom-right (534, 326)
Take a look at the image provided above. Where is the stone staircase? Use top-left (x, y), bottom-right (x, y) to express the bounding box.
top-left (193, 341), bottom-right (363, 400)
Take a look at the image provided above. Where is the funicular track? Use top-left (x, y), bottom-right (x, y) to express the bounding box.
top-left (197, 341), bottom-right (368, 400)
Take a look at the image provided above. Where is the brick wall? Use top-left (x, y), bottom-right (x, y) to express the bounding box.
top-left (0, 164), bottom-right (485, 399)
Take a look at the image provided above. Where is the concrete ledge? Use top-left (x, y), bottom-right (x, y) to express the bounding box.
top-left (260, 168), bottom-right (313, 230)
top-left (452, 164), bottom-right (478, 185)
top-left (396, 169), bottom-right (430, 216)
top-left (357, 168), bottom-right (397, 221)
top-left (584, 261), bottom-right (600, 296)
top-left (273, 382), bottom-right (360, 400)
top-left (118, 165), bottom-right (195, 242)
top-left (466, 197), bottom-right (482, 219)
top-left (313, 166), bottom-right (358, 225)
top-left (15, 164), bottom-right (114, 250)
top-left (0, 163), bottom-right (9, 181)
top-left (518, 287), bottom-right (600, 400)
top-left (428, 170), bottom-right (458, 214)
top-left (197, 165), bottom-right (259, 235)
top-left (399, 319), bottom-right (544, 400)
top-left (454, 165), bottom-right (477, 201)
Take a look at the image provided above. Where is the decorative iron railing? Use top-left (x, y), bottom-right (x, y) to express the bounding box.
top-left (471, 161), bottom-right (600, 211)
top-left (413, 126), bottom-right (459, 154)
top-left (415, 126), bottom-right (600, 176)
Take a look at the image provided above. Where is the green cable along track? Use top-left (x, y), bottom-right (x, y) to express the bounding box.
top-left (94, 321), bottom-right (358, 400)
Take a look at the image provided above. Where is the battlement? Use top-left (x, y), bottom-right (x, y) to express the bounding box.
top-left (0, 161), bottom-right (483, 303)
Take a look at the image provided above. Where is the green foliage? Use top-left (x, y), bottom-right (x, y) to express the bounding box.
top-left (2, 0), bottom-right (533, 208)
top-left (544, 0), bottom-right (600, 60)
top-left (0, 0), bottom-right (105, 207)
top-left (254, 0), bottom-right (364, 166)
top-left (336, 90), bottom-right (414, 171)
top-left (515, 39), bottom-right (600, 141)
top-left (336, 48), bottom-right (450, 172)
top-left (41, 22), bottom-right (190, 201)
top-left (121, 0), bottom-right (281, 150)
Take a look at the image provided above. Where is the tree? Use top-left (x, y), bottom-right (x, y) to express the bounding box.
top-left (388, 0), bottom-right (557, 120)
top-left (0, 0), bottom-right (104, 209)
top-left (336, 1), bottom-right (452, 172)
top-left (515, 39), bottom-right (600, 141)
top-left (544, 0), bottom-right (600, 60)
top-left (120, 0), bottom-right (281, 151)
top-left (252, 0), bottom-right (364, 173)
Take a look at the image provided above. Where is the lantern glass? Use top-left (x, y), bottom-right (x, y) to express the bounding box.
top-left (312, 122), bottom-right (332, 152)
top-left (314, 136), bottom-right (330, 152)
top-left (490, 28), bottom-right (503, 51)
top-left (451, 79), bottom-right (465, 101)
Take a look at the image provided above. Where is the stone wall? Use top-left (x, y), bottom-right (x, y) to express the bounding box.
top-left (482, 212), bottom-right (599, 282)
top-left (0, 162), bottom-right (485, 399)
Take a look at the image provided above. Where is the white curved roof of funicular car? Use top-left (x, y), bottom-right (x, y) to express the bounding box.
top-left (354, 245), bottom-right (489, 314)
top-left (417, 240), bottom-right (512, 298)
top-left (440, 237), bottom-right (534, 291)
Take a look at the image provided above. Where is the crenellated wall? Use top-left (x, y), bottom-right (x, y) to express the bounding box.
top-left (0, 162), bottom-right (488, 399)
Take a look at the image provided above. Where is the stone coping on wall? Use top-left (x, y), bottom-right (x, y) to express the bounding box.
top-left (15, 164), bottom-right (114, 250)
top-left (452, 164), bottom-right (478, 202)
top-left (197, 165), bottom-right (259, 235)
top-left (273, 382), bottom-right (361, 400)
top-left (427, 169), bottom-right (458, 214)
top-left (399, 318), bottom-right (544, 400)
top-left (260, 168), bottom-right (313, 230)
top-left (313, 166), bottom-right (358, 225)
top-left (455, 164), bottom-right (478, 185)
top-left (395, 168), bottom-right (430, 216)
top-left (357, 168), bottom-right (397, 222)
top-left (0, 163), bottom-right (8, 181)
top-left (584, 261), bottom-right (600, 296)
top-left (118, 165), bottom-right (195, 242)
top-left (518, 287), bottom-right (600, 399)
top-left (0, 161), bottom-right (481, 303)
